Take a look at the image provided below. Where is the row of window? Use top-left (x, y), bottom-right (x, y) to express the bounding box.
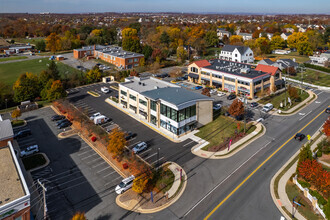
top-left (139, 99), bottom-right (147, 106)
top-left (237, 80), bottom-right (249, 86)
top-left (127, 58), bottom-right (139, 63)
top-left (160, 104), bottom-right (196, 122)
top-left (129, 94), bottom-right (136, 101)
top-left (121, 90), bottom-right (127, 96)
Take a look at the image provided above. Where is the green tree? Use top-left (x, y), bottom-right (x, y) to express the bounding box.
top-left (35, 40), bottom-right (46, 51)
top-left (204, 30), bottom-right (219, 47)
top-left (13, 72), bottom-right (40, 102)
top-left (47, 61), bottom-right (60, 80)
top-left (255, 37), bottom-right (271, 54)
top-left (142, 45), bottom-right (153, 60)
top-left (46, 80), bottom-right (66, 101)
top-left (270, 35), bottom-right (285, 50)
top-left (297, 144), bottom-right (313, 172)
top-left (160, 31), bottom-right (170, 46)
top-left (86, 67), bottom-right (101, 83)
top-left (39, 70), bottom-right (52, 87)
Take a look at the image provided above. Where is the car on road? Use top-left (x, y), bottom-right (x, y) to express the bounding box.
top-left (132, 142), bottom-right (148, 154)
top-left (101, 87), bottom-right (110, 93)
top-left (262, 103), bottom-right (274, 112)
top-left (58, 121), bottom-right (72, 129)
top-left (90, 112), bottom-right (101, 120)
top-left (14, 129), bottom-right (32, 139)
top-left (213, 103), bottom-right (222, 111)
top-left (250, 102), bottom-right (259, 108)
top-left (193, 86), bottom-right (203, 90)
top-left (125, 131), bottom-right (136, 141)
top-left (294, 133), bottom-right (305, 141)
top-left (56, 119), bottom-right (69, 126)
top-left (227, 94), bottom-right (236, 100)
top-left (115, 175), bottom-right (135, 194)
top-left (326, 107), bottom-right (330, 113)
top-left (51, 115), bottom-right (66, 121)
top-left (20, 145), bottom-right (39, 157)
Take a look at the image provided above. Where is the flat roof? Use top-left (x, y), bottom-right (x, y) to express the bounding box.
top-left (141, 87), bottom-right (213, 107)
top-left (0, 120), bottom-right (14, 141)
top-left (98, 47), bottom-right (144, 59)
top-left (120, 76), bottom-right (178, 93)
top-left (0, 146), bottom-right (25, 206)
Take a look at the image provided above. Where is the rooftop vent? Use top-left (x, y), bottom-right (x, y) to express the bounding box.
top-left (154, 86), bottom-right (159, 89)
top-left (138, 82), bottom-right (141, 85)
top-left (142, 83), bottom-right (145, 86)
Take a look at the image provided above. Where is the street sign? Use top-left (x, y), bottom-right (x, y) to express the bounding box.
top-left (307, 135), bottom-right (311, 141)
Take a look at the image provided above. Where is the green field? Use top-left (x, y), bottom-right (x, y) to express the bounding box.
top-left (265, 51), bottom-right (310, 63)
top-left (288, 69), bottom-right (330, 87)
top-left (12, 37), bottom-right (45, 45)
top-left (0, 56), bottom-right (28, 62)
top-left (0, 58), bottom-right (80, 86)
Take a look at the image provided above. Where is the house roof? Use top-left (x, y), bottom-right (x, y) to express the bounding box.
top-left (260, 59), bottom-right (275, 65)
top-left (0, 38), bottom-right (10, 47)
top-left (0, 119), bottom-right (14, 141)
top-left (255, 64), bottom-right (279, 76)
top-left (193, 60), bottom-right (211, 67)
top-left (277, 59), bottom-right (298, 67)
top-left (283, 33), bottom-right (292, 36)
top-left (221, 45), bottom-right (250, 54)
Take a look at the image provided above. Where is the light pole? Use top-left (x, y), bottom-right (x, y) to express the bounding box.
top-left (5, 99), bottom-right (7, 112)
top-left (157, 148), bottom-right (160, 168)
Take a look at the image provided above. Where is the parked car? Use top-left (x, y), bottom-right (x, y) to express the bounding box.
top-left (193, 86), bottom-right (203, 90)
top-left (94, 115), bottom-right (110, 125)
top-left (217, 92), bottom-right (225, 97)
top-left (325, 107), bottom-right (330, 114)
top-left (210, 89), bottom-right (217, 95)
top-left (250, 102), bottom-right (259, 108)
top-left (213, 103), bottom-right (222, 111)
top-left (294, 133), bottom-right (305, 141)
top-left (101, 87), bottom-right (110, 93)
top-left (262, 103), bottom-right (274, 112)
top-left (132, 142), bottom-right (148, 154)
top-left (115, 175), bottom-right (135, 194)
top-left (20, 145), bottom-right (39, 157)
top-left (90, 112), bottom-right (101, 120)
top-left (227, 94), bottom-right (236, 100)
top-left (125, 131), bottom-right (136, 141)
top-left (58, 121), bottom-right (72, 129)
top-left (56, 119), bottom-right (69, 126)
top-left (14, 129), bottom-right (32, 139)
top-left (51, 115), bottom-right (65, 121)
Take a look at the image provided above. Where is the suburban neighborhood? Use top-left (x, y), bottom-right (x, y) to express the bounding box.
top-left (0, 3), bottom-right (329, 220)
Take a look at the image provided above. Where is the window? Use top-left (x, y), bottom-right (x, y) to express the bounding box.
top-left (129, 94), bottom-right (136, 101)
top-left (185, 107), bottom-right (190, 119)
top-left (171, 108), bottom-right (177, 121)
top-left (224, 77), bottom-right (235, 82)
top-left (190, 67), bottom-right (198, 73)
top-left (139, 99), bottom-right (147, 106)
top-left (128, 59), bottom-right (133, 63)
top-left (121, 90), bottom-right (127, 96)
top-left (151, 115), bottom-right (157, 125)
top-left (134, 63), bottom-right (139, 67)
top-left (201, 71), bottom-right (210, 76)
top-left (235, 54), bottom-right (237, 57)
top-left (179, 109), bottom-right (185, 121)
top-left (134, 58), bottom-right (138, 62)
top-left (150, 100), bottom-right (157, 111)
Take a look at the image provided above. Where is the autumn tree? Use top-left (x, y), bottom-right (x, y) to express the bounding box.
top-left (270, 35), bottom-right (285, 50)
top-left (86, 67), bottom-right (102, 83)
top-left (176, 46), bottom-right (187, 63)
top-left (11, 109), bottom-right (21, 120)
top-left (297, 144), bottom-right (313, 171)
top-left (13, 72), bottom-right (41, 102)
top-left (288, 85), bottom-right (299, 100)
top-left (160, 31), bottom-right (170, 46)
top-left (201, 88), bottom-right (211, 97)
top-left (204, 30), bottom-right (219, 47)
top-left (132, 175), bottom-right (149, 194)
top-left (46, 80), bottom-right (67, 101)
top-left (255, 37), bottom-right (271, 55)
top-left (46, 32), bottom-right (62, 53)
top-left (228, 99), bottom-right (244, 117)
top-left (71, 212), bottom-right (86, 220)
top-left (107, 128), bottom-right (127, 156)
top-left (122, 28), bottom-right (141, 53)
top-left (229, 35), bottom-right (243, 45)
top-left (323, 117), bottom-right (330, 137)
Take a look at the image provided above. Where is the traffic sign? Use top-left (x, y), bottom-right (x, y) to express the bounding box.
top-left (307, 135), bottom-right (311, 140)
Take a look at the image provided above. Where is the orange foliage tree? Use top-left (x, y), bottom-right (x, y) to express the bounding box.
top-left (107, 128), bottom-right (127, 156)
top-left (228, 99), bottom-right (244, 117)
top-left (201, 88), bottom-right (210, 97)
top-left (71, 212), bottom-right (86, 220)
top-left (323, 116), bottom-right (330, 137)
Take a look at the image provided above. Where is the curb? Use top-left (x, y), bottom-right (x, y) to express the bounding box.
top-left (115, 162), bottom-right (187, 214)
top-left (12, 120), bottom-right (27, 129)
top-left (87, 91), bottom-right (100, 97)
top-left (191, 122), bottom-right (266, 159)
top-left (58, 130), bottom-right (78, 139)
top-left (27, 153), bottom-right (50, 173)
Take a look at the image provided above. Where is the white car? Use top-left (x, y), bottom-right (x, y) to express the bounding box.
top-left (213, 103), bottom-right (222, 110)
top-left (20, 145), bottom-right (39, 157)
top-left (262, 103), bottom-right (274, 112)
top-left (132, 142), bottom-right (148, 154)
top-left (90, 112), bottom-right (101, 120)
top-left (217, 92), bottom-right (225, 97)
top-left (101, 87), bottom-right (110, 93)
top-left (210, 89), bottom-right (218, 95)
top-left (115, 175), bottom-right (135, 194)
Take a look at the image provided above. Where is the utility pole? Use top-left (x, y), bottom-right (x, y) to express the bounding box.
top-left (157, 148), bottom-right (160, 168)
top-left (37, 179), bottom-right (47, 220)
top-left (301, 71), bottom-right (304, 95)
top-left (5, 99), bottom-right (7, 112)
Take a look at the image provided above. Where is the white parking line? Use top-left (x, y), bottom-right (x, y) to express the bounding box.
top-left (104, 176), bottom-right (122, 186)
top-left (87, 157), bottom-right (102, 164)
top-left (128, 141), bottom-right (140, 148)
top-left (138, 148), bottom-right (152, 156)
top-left (143, 152), bottom-right (157, 161)
top-left (150, 157), bottom-right (164, 165)
top-left (77, 150), bottom-right (92, 156)
top-left (81, 153), bottom-right (97, 160)
top-left (97, 166), bottom-right (112, 174)
top-left (92, 161), bottom-right (106, 168)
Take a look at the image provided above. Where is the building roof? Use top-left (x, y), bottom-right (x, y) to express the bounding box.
top-left (0, 119), bottom-right (14, 141)
top-left (255, 64), bottom-right (279, 76)
top-left (0, 38), bottom-right (10, 47)
top-left (193, 60), bottom-right (211, 67)
top-left (0, 145), bottom-right (26, 206)
top-left (277, 59), bottom-right (298, 67)
top-left (141, 87), bottom-right (213, 107)
top-left (282, 32), bottom-right (292, 36)
top-left (221, 45), bottom-right (250, 54)
top-left (260, 59), bottom-right (275, 65)
top-left (120, 76), bottom-right (178, 93)
top-left (98, 46), bottom-right (144, 59)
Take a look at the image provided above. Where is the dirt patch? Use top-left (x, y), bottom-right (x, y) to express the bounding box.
top-left (319, 154), bottom-right (330, 164)
top-left (119, 190), bottom-right (168, 210)
top-left (208, 133), bottom-right (246, 152)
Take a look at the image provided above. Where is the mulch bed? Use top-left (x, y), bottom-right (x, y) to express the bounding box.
top-left (208, 133), bottom-right (246, 152)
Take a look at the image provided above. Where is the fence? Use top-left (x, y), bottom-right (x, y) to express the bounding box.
top-left (293, 175), bottom-right (326, 219)
top-left (284, 77), bottom-right (330, 91)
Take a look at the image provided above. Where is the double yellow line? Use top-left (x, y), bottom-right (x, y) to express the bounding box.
top-left (204, 108), bottom-right (326, 219)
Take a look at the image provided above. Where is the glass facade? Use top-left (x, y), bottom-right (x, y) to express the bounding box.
top-left (121, 90), bottom-right (127, 96)
top-left (139, 99), bottom-right (147, 106)
top-left (150, 100), bottom-right (157, 111)
top-left (160, 104), bottom-right (196, 122)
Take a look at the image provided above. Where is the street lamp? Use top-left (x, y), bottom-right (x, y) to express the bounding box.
top-left (157, 148), bottom-right (160, 168)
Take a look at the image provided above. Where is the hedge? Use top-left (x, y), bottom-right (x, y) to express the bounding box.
top-left (297, 179), bottom-right (311, 188)
top-left (309, 189), bottom-right (327, 206)
top-left (304, 63), bottom-right (330, 73)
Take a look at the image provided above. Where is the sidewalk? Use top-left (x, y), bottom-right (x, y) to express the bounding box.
top-left (270, 128), bottom-right (325, 220)
top-left (116, 162), bottom-right (187, 214)
top-left (191, 122), bottom-right (265, 159)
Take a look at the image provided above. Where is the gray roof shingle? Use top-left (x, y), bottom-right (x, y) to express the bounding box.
top-left (0, 120), bottom-right (13, 141)
top-left (222, 45), bottom-right (249, 54)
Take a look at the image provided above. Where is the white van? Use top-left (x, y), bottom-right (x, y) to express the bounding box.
top-left (115, 175), bottom-right (135, 194)
top-left (262, 103), bottom-right (274, 112)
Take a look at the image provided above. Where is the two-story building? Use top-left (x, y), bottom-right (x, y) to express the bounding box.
top-left (188, 59), bottom-right (283, 98)
top-left (217, 28), bottom-right (232, 40)
top-left (118, 77), bottom-right (213, 137)
top-left (219, 45), bottom-right (254, 63)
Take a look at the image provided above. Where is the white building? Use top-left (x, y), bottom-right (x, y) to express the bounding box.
top-left (217, 28), bottom-right (231, 40)
top-left (219, 45), bottom-right (254, 63)
top-left (259, 32), bottom-right (273, 40)
top-left (309, 52), bottom-right (330, 66)
top-left (281, 32), bottom-right (292, 41)
top-left (238, 33), bottom-right (253, 41)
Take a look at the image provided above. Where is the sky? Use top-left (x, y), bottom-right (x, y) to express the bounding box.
top-left (1, 0), bottom-right (330, 14)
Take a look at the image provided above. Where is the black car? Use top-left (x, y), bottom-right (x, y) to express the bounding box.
top-left (227, 94), bottom-right (237, 100)
top-left (56, 119), bottom-right (69, 126)
top-left (125, 131), bottom-right (136, 140)
top-left (51, 115), bottom-right (65, 121)
top-left (250, 102), bottom-right (259, 108)
top-left (325, 107), bottom-right (330, 114)
top-left (294, 133), bottom-right (305, 141)
top-left (58, 121), bottom-right (72, 129)
top-left (14, 129), bottom-right (32, 139)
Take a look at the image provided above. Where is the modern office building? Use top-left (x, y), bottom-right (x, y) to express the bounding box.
top-left (118, 77), bottom-right (213, 136)
top-left (188, 59), bottom-right (283, 98)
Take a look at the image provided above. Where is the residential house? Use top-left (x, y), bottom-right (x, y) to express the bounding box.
top-left (219, 45), bottom-right (254, 63)
top-left (281, 32), bottom-right (292, 41)
top-left (259, 32), bottom-right (273, 40)
top-left (217, 28), bottom-right (231, 40)
top-left (309, 52), bottom-right (330, 66)
top-left (238, 33), bottom-right (253, 41)
top-left (258, 58), bottom-right (298, 71)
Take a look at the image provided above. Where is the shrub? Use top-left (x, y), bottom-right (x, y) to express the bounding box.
top-left (297, 179), bottom-right (311, 188)
top-left (309, 190), bottom-right (327, 206)
top-left (324, 200), bottom-right (330, 219)
top-left (318, 138), bottom-right (330, 154)
top-left (304, 63), bottom-right (330, 73)
top-left (316, 151), bottom-right (322, 158)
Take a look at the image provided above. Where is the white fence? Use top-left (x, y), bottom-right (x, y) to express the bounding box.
top-left (284, 77), bottom-right (330, 91)
top-left (293, 175), bottom-right (326, 219)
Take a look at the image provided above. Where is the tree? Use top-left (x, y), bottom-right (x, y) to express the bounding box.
top-left (323, 117), bottom-right (330, 137)
top-left (296, 40), bottom-right (313, 56)
top-left (132, 175), bottom-right (149, 194)
top-left (201, 88), bottom-right (211, 97)
top-left (13, 72), bottom-right (40, 102)
top-left (71, 212), bottom-right (86, 220)
top-left (11, 109), bottom-right (21, 120)
top-left (48, 60), bottom-right (60, 80)
top-left (46, 80), bottom-right (67, 101)
top-left (35, 40), bottom-right (46, 51)
top-left (288, 85), bottom-right (299, 100)
top-left (160, 31), bottom-right (170, 46)
top-left (287, 32), bottom-right (308, 49)
top-left (46, 32), bottom-right (62, 53)
top-left (176, 46), bottom-right (187, 63)
top-left (255, 37), bottom-right (271, 54)
top-left (297, 144), bottom-right (313, 171)
top-left (229, 35), bottom-right (243, 45)
top-left (107, 128), bottom-right (127, 156)
top-left (204, 30), bottom-right (219, 47)
top-left (142, 45), bottom-right (153, 61)
top-left (122, 28), bottom-right (141, 53)
top-left (270, 35), bottom-right (285, 50)
top-left (86, 67), bottom-right (101, 83)
top-left (228, 99), bottom-right (244, 117)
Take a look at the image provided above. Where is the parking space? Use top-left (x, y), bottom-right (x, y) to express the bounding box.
top-left (17, 107), bottom-right (122, 220)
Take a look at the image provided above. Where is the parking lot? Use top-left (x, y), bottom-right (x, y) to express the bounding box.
top-left (67, 82), bottom-right (198, 167)
top-left (13, 107), bottom-right (122, 220)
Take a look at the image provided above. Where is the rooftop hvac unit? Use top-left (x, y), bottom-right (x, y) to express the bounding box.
top-left (138, 82), bottom-right (141, 85)
top-left (142, 83), bottom-right (145, 86)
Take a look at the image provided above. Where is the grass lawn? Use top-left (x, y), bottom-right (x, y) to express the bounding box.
top-left (196, 115), bottom-right (255, 151)
top-left (0, 56), bottom-right (28, 62)
top-left (11, 119), bottom-right (25, 127)
top-left (288, 69), bottom-right (330, 87)
top-left (201, 47), bottom-right (220, 59)
top-left (286, 181), bottom-right (323, 220)
top-left (155, 166), bottom-right (175, 193)
top-left (0, 58), bottom-right (80, 86)
top-left (259, 89), bottom-right (309, 110)
top-left (265, 51), bottom-right (310, 63)
top-left (22, 153), bottom-right (47, 171)
top-left (12, 37), bottom-right (45, 45)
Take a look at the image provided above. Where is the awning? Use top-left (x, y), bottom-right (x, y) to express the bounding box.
top-left (201, 77), bottom-right (210, 81)
top-left (188, 73), bottom-right (199, 79)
